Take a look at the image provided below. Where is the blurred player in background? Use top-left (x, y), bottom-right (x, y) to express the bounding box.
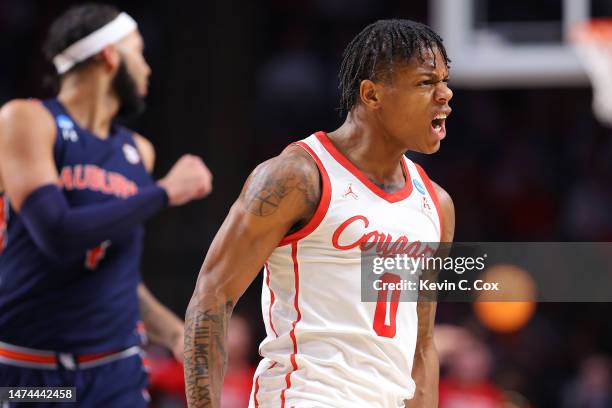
top-left (185, 19), bottom-right (454, 407)
top-left (0, 4), bottom-right (212, 407)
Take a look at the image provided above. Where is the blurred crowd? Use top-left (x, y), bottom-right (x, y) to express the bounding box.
top-left (1, 0), bottom-right (611, 407)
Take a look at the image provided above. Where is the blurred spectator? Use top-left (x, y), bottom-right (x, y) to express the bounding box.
top-left (437, 326), bottom-right (505, 408)
top-left (562, 355), bottom-right (612, 408)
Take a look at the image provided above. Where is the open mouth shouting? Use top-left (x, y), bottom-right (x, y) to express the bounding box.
top-left (431, 110), bottom-right (450, 140)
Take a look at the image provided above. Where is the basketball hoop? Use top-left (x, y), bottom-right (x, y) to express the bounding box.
top-left (571, 18), bottom-right (612, 127)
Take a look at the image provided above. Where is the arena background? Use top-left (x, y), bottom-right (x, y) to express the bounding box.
top-left (1, 0), bottom-right (612, 406)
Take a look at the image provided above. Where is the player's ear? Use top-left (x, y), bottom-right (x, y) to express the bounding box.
top-left (359, 79), bottom-right (382, 109)
top-left (98, 45), bottom-right (120, 72)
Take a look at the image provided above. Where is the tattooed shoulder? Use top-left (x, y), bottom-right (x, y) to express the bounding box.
top-left (243, 146), bottom-right (321, 219)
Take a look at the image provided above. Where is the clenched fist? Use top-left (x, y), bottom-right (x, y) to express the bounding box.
top-left (157, 154), bottom-right (213, 206)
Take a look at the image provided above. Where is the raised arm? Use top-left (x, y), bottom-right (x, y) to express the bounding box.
top-left (184, 146), bottom-right (320, 408)
top-left (0, 100), bottom-right (211, 259)
top-left (407, 181), bottom-right (455, 408)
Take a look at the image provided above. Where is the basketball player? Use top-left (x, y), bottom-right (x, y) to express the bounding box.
top-left (0, 4), bottom-right (211, 407)
top-left (184, 20), bottom-right (454, 408)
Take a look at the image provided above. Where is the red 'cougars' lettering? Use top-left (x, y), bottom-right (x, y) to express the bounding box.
top-left (58, 165), bottom-right (138, 199)
top-left (331, 215), bottom-right (369, 250)
top-left (331, 215), bottom-right (436, 257)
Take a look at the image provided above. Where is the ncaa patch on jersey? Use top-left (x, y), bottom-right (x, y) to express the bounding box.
top-left (56, 115), bottom-right (78, 142)
top-left (413, 178), bottom-right (426, 195)
top-left (123, 144), bottom-right (141, 165)
top-left (56, 114), bottom-right (73, 129)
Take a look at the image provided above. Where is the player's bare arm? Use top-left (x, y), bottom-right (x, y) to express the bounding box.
top-left (138, 283), bottom-right (185, 360)
top-left (0, 100), bottom-right (59, 211)
top-left (184, 146), bottom-right (320, 408)
top-left (406, 181), bottom-right (455, 408)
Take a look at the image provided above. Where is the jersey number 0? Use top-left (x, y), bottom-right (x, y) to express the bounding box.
top-left (373, 273), bottom-right (401, 338)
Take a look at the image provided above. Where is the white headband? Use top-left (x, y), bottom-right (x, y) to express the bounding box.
top-left (53, 12), bottom-right (138, 74)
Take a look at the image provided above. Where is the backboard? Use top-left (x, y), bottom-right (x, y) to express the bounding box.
top-left (430, 0), bottom-right (612, 87)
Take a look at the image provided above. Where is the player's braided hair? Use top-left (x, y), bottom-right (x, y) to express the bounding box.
top-left (43, 3), bottom-right (120, 75)
top-left (338, 19), bottom-right (450, 116)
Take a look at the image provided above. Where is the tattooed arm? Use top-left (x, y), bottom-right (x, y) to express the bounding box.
top-left (184, 146), bottom-right (320, 408)
top-left (405, 181), bottom-right (455, 408)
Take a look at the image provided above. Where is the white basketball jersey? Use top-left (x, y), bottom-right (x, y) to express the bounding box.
top-left (249, 132), bottom-right (443, 408)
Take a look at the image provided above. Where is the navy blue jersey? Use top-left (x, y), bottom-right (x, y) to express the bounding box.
top-left (0, 98), bottom-right (153, 354)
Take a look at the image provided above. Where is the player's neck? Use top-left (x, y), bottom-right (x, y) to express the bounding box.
top-left (57, 73), bottom-right (119, 140)
top-left (328, 110), bottom-right (407, 184)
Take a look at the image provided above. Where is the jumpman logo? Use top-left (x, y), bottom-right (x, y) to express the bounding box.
top-left (422, 196), bottom-right (432, 214)
top-left (343, 183), bottom-right (358, 199)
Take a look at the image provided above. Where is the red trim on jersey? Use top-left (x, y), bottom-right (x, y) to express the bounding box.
top-left (264, 262), bottom-right (279, 337)
top-left (0, 344), bottom-right (137, 368)
top-left (77, 351), bottom-right (116, 363)
top-left (414, 162), bottom-right (444, 241)
top-left (281, 373), bottom-right (291, 407)
top-left (0, 348), bottom-right (56, 364)
top-left (253, 361), bottom-right (277, 407)
top-left (280, 242), bottom-right (302, 407)
top-left (315, 131), bottom-right (413, 203)
top-left (254, 376), bottom-right (260, 407)
top-left (278, 141), bottom-right (332, 247)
